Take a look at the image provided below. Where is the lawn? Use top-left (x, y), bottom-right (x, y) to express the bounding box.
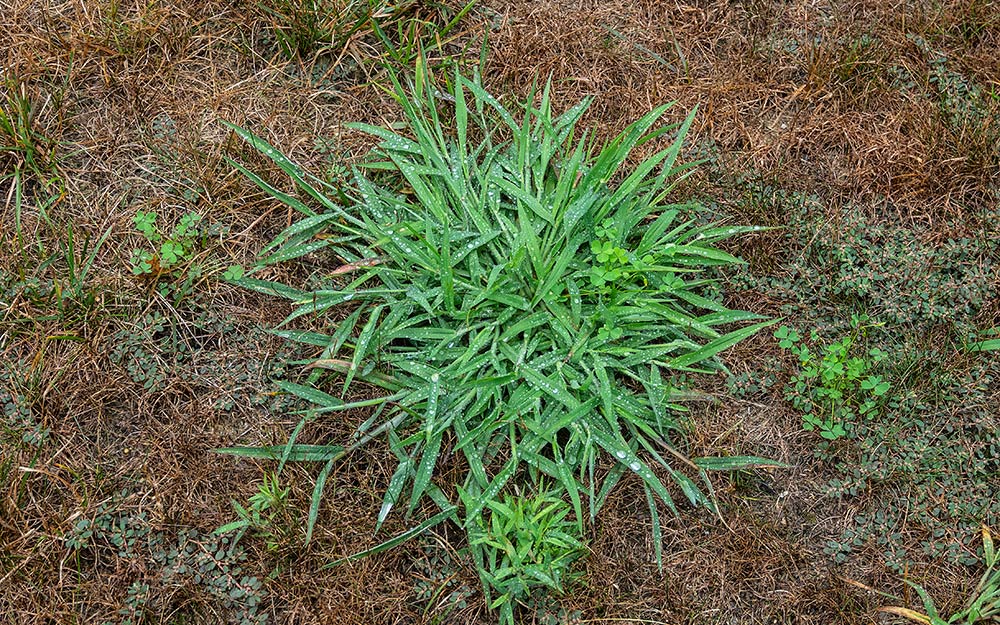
top-left (1, 1), bottom-right (998, 624)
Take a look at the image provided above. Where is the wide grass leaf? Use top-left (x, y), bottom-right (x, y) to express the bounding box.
top-left (215, 445), bottom-right (345, 462)
top-left (692, 456), bottom-right (789, 471)
top-left (327, 504), bottom-right (458, 566)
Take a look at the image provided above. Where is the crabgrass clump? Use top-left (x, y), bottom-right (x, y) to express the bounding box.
top-left (221, 62), bottom-right (777, 616)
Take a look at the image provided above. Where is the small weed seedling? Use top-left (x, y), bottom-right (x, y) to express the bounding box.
top-left (466, 487), bottom-right (587, 625)
top-left (0, 75), bottom-right (60, 189)
top-left (130, 210), bottom-right (207, 301)
top-left (130, 209), bottom-right (202, 274)
top-left (218, 472), bottom-right (295, 553)
top-left (775, 315), bottom-right (890, 440)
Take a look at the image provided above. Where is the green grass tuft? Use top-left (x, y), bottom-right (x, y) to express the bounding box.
top-left (221, 61), bottom-right (777, 615)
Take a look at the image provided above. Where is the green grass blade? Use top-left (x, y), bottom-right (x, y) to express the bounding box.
top-left (230, 277), bottom-right (306, 301)
top-left (275, 380), bottom-right (343, 409)
top-left (224, 155), bottom-right (315, 217)
top-left (224, 121), bottom-right (341, 214)
top-left (344, 305), bottom-right (385, 392)
top-left (645, 486), bottom-right (663, 570)
top-left (692, 456), bottom-right (788, 471)
top-left (409, 432), bottom-right (444, 514)
top-left (305, 456), bottom-right (336, 544)
top-left (377, 456), bottom-right (413, 531)
top-left (214, 445), bottom-right (345, 462)
top-left (327, 505), bottom-right (458, 566)
top-left (668, 320), bottom-right (777, 370)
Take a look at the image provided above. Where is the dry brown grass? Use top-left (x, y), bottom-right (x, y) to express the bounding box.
top-left (2, 0), bottom-right (997, 623)
top-left (485, 0), bottom-right (998, 223)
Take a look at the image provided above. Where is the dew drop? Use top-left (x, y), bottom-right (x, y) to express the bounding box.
top-left (629, 461), bottom-right (642, 472)
top-left (614, 450), bottom-right (627, 460)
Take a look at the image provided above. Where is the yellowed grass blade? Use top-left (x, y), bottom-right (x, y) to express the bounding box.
top-left (879, 606), bottom-right (932, 624)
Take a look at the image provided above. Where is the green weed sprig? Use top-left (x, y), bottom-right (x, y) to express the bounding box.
top-left (776, 314), bottom-right (891, 440)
